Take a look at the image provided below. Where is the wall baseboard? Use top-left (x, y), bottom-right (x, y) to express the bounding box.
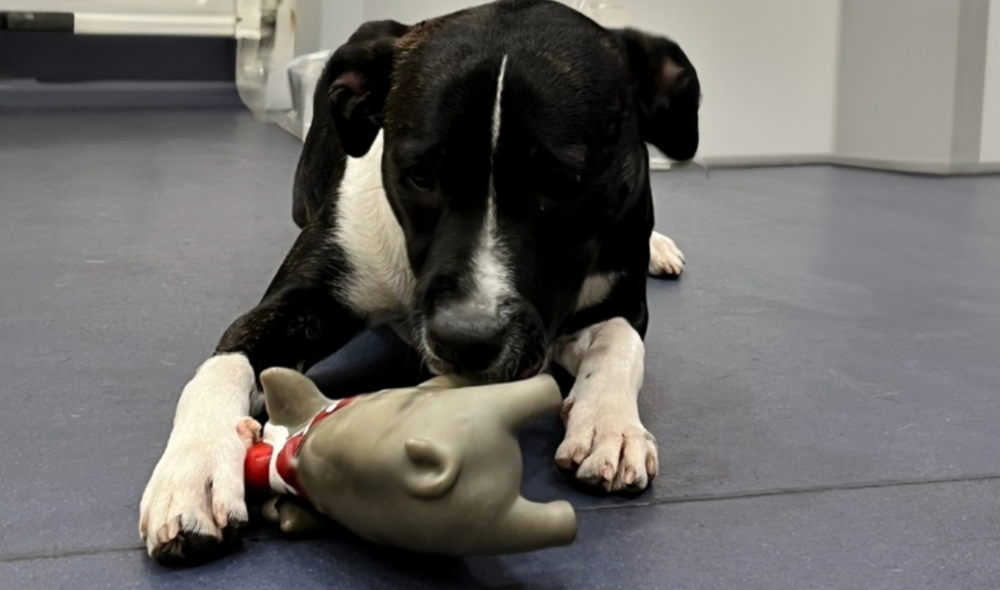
top-left (827, 156), bottom-right (1000, 176)
top-left (679, 153), bottom-right (1000, 176)
top-left (0, 80), bottom-right (243, 109)
top-left (695, 153), bottom-right (831, 168)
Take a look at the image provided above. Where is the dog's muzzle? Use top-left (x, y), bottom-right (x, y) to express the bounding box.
top-left (416, 299), bottom-right (547, 383)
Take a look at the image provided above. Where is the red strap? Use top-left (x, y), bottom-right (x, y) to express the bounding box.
top-left (245, 396), bottom-right (359, 498)
top-left (244, 442), bottom-right (273, 494)
top-left (276, 434), bottom-right (306, 498)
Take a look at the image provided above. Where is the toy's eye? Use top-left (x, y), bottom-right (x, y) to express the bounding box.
top-left (405, 165), bottom-right (435, 192)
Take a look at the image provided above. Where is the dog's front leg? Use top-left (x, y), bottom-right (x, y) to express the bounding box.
top-left (138, 353), bottom-right (257, 565)
top-left (554, 317), bottom-right (658, 492)
top-left (139, 224), bottom-right (365, 565)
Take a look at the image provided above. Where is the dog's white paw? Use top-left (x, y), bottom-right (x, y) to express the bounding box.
top-left (139, 354), bottom-right (257, 566)
top-left (648, 231), bottom-right (685, 277)
top-left (555, 399), bottom-right (659, 492)
top-left (139, 427), bottom-right (249, 565)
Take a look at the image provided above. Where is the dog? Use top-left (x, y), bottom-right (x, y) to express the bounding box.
top-left (139, 0), bottom-right (699, 565)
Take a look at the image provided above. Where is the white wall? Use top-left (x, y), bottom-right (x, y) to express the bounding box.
top-left (982, 0), bottom-right (1000, 163)
top-left (835, 0), bottom-right (963, 165)
top-left (626, 0), bottom-right (841, 162)
top-left (359, 0), bottom-right (843, 163)
top-left (295, 0), bottom-right (363, 56)
top-left (364, 0), bottom-right (473, 22)
top-left (304, 0), bottom-right (999, 172)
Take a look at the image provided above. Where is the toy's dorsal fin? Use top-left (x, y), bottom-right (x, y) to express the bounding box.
top-left (260, 367), bottom-right (331, 428)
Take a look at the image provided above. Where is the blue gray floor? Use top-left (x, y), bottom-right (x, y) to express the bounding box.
top-left (2, 110), bottom-right (999, 589)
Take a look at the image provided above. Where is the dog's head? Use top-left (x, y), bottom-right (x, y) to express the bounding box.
top-left (325, 0), bottom-right (699, 381)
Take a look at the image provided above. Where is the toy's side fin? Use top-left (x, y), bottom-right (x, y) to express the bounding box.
top-left (260, 367), bottom-right (331, 428)
top-left (277, 499), bottom-right (330, 535)
top-left (403, 438), bottom-right (460, 499)
top-left (262, 496), bottom-right (330, 536)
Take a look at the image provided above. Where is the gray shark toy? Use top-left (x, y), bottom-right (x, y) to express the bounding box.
top-left (240, 368), bottom-right (577, 555)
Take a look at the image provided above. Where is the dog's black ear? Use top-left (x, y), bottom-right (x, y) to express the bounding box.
top-left (615, 29), bottom-right (700, 162)
top-left (325, 20), bottom-right (411, 157)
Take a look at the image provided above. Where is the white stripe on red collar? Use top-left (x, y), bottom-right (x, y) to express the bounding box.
top-left (262, 398), bottom-right (346, 495)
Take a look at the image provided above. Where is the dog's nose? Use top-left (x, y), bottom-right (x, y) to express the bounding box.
top-left (426, 308), bottom-right (503, 373)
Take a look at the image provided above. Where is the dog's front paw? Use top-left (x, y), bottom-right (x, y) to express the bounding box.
top-left (139, 428), bottom-right (249, 566)
top-left (648, 231), bottom-right (685, 277)
top-left (556, 402), bottom-right (658, 492)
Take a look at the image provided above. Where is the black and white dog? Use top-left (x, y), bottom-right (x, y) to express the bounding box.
top-left (140, 0), bottom-right (698, 565)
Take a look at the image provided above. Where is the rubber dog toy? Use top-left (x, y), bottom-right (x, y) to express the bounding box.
top-left (239, 368), bottom-right (577, 555)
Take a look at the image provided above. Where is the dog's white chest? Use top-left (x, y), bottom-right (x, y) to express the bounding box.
top-left (576, 273), bottom-right (620, 310)
top-left (334, 131), bottom-right (414, 315)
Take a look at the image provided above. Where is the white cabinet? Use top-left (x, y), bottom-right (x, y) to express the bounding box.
top-left (0, 0), bottom-right (238, 36)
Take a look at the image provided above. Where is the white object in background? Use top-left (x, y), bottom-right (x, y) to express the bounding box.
top-left (264, 0), bottom-right (296, 112)
top-left (72, 13), bottom-right (234, 36)
top-left (572, 0), bottom-right (628, 28)
top-left (0, 0), bottom-right (237, 36)
top-left (287, 50), bottom-right (332, 140)
top-left (236, 0), bottom-right (298, 123)
top-left (980, 0), bottom-right (1000, 163)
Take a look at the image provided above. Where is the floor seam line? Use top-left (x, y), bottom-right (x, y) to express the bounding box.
top-left (6, 473), bottom-right (999, 563)
top-left (0, 545), bottom-right (145, 564)
top-left (0, 534), bottom-right (288, 564)
top-left (576, 472), bottom-right (1000, 512)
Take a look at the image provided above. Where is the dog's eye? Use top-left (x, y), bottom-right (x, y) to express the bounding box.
top-left (539, 170), bottom-right (582, 211)
top-left (404, 166), bottom-right (436, 192)
top-left (548, 169), bottom-right (582, 188)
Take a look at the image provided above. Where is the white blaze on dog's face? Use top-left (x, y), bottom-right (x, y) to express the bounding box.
top-left (325, 1), bottom-right (700, 382)
top-left (465, 53), bottom-right (513, 313)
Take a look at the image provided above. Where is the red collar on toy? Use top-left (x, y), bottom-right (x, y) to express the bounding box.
top-left (244, 396), bottom-right (358, 499)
